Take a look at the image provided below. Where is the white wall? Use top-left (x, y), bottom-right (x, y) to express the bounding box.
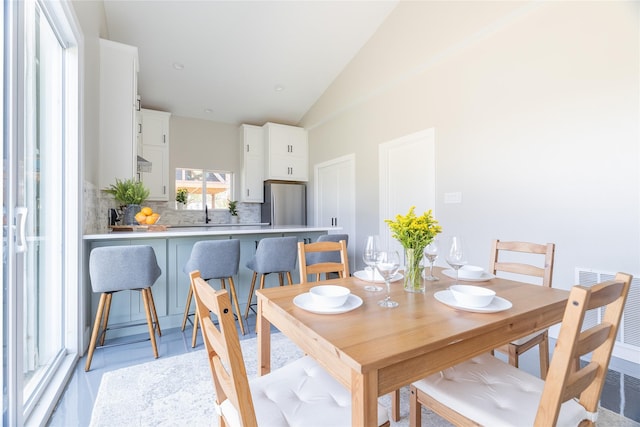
top-left (301, 1), bottom-right (640, 289)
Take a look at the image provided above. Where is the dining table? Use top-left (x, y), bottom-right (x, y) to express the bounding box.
top-left (255, 266), bottom-right (570, 426)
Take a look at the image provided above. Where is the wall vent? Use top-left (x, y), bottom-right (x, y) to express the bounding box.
top-left (575, 268), bottom-right (639, 364)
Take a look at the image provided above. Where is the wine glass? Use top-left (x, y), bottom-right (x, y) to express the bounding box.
top-left (423, 240), bottom-right (439, 281)
top-left (446, 236), bottom-right (467, 284)
top-left (363, 235), bottom-right (383, 291)
top-left (376, 250), bottom-right (400, 308)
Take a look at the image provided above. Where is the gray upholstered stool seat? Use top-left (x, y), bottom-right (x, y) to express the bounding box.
top-left (182, 239), bottom-right (244, 344)
top-left (243, 236), bottom-right (298, 321)
top-left (86, 245), bottom-right (162, 371)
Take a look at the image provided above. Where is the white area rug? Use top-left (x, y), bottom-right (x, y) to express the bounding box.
top-left (90, 333), bottom-right (637, 426)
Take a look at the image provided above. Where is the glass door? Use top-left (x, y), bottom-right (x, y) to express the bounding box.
top-left (3, 0), bottom-right (80, 424)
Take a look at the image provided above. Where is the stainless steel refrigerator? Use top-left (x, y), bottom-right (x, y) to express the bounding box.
top-left (261, 181), bottom-right (307, 226)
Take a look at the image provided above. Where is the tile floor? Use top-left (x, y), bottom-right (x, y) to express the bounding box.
top-left (48, 314), bottom-right (640, 426)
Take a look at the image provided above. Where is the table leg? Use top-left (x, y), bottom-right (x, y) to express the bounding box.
top-left (256, 297), bottom-right (271, 376)
top-left (352, 369), bottom-right (379, 426)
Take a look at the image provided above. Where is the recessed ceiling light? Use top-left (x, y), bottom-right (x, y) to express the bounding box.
top-left (204, 108), bottom-right (213, 113)
top-left (274, 84), bottom-right (285, 92)
top-left (172, 62), bottom-right (184, 70)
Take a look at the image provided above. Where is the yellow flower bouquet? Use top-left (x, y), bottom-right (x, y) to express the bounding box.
top-left (385, 206), bottom-right (442, 292)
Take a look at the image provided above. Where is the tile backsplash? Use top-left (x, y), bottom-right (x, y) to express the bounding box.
top-left (84, 180), bottom-right (261, 235)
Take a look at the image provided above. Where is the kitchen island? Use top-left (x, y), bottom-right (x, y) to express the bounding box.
top-left (82, 226), bottom-right (338, 342)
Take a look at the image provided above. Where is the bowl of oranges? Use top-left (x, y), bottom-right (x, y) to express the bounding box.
top-left (135, 206), bottom-right (160, 225)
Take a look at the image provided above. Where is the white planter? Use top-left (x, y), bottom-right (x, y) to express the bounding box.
top-left (230, 215), bottom-right (239, 224)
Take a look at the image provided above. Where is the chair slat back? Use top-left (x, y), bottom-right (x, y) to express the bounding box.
top-left (298, 240), bottom-right (349, 283)
top-left (191, 271), bottom-right (258, 427)
top-left (489, 239), bottom-right (555, 287)
top-left (534, 272), bottom-right (632, 426)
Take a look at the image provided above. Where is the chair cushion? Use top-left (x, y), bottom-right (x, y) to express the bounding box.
top-left (220, 356), bottom-right (389, 427)
top-left (412, 353), bottom-right (588, 427)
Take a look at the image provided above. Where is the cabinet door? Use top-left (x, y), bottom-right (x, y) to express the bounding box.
top-left (240, 124), bottom-right (264, 202)
top-left (141, 144), bottom-right (168, 200)
top-left (139, 109), bottom-right (170, 201)
top-left (264, 123), bottom-right (308, 181)
top-left (98, 39), bottom-right (138, 189)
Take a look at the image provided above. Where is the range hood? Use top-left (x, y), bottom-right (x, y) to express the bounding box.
top-left (137, 155), bottom-right (152, 173)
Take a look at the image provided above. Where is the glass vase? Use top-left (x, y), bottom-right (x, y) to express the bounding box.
top-left (403, 247), bottom-right (425, 293)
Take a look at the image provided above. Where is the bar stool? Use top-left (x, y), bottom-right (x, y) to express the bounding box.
top-left (243, 236), bottom-right (298, 321)
top-left (182, 239), bottom-right (245, 345)
top-left (85, 245), bottom-right (162, 371)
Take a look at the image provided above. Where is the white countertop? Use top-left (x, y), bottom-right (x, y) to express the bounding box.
top-left (83, 225), bottom-right (340, 240)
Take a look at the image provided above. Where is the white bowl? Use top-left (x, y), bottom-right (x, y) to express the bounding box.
top-left (449, 285), bottom-right (496, 308)
top-left (309, 285), bottom-right (351, 308)
top-left (458, 265), bottom-right (485, 279)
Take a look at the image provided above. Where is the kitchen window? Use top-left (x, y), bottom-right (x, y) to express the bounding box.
top-left (175, 168), bottom-right (233, 210)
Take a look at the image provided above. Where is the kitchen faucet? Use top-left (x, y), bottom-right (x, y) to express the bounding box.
top-left (205, 205), bottom-right (211, 224)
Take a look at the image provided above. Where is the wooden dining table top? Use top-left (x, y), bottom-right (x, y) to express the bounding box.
top-left (256, 267), bottom-right (569, 426)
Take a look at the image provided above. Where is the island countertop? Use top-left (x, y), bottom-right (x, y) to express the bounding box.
top-left (83, 225), bottom-right (340, 240)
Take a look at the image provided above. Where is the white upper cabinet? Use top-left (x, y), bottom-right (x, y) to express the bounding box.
top-left (239, 124), bottom-right (264, 202)
top-left (98, 39), bottom-right (139, 189)
top-left (263, 122), bottom-right (308, 181)
top-left (139, 108), bottom-right (171, 201)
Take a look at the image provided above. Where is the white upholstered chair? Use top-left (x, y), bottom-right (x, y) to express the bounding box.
top-left (409, 272), bottom-right (632, 427)
top-left (191, 275), bottom-right (391, 427)
top-left (489, 239), bottom-right (555, 378)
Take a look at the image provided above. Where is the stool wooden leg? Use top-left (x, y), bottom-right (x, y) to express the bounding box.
top-left (85, 293), bottom-right (107, 371)
top-left (147, 286), bottom-right (161, 337)
top-left (99, 293), bottom-right (113, 346)
top-left (226, 277), bottom-right (246, 335)
top-left (286, 271), bottom-right (293, 285)
top-left (181, 284), bottom-right (193, 331)
top-left (278, 272), bottom-right (284, 286)
top-left (244, 272), bottom-right (258, 320)
top-left (141, 288), bottom-right (159, 359)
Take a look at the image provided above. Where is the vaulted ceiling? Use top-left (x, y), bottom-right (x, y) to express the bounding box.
top-left (103, 1), bottom-right (398, 125)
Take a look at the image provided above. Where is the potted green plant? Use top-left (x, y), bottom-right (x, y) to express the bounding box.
top-left (228, 200), bottom-right (239, 224)
top-left (103, 178), bottom-right (150, 225)
top-left (176, 187), bottom-right (188, 209)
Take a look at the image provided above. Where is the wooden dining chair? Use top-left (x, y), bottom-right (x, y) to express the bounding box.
top-left (191, 275), bottom-right (391, 427)
top-left (297, 239), bottom-right (350, 283)
top-left (409, 272), bottom-right (632, 427)
top-left (489, 239), bottom-right (556, 378)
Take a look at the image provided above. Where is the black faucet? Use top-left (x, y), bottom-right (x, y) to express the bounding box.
top-left (205, 205), bottom-right (211, 223)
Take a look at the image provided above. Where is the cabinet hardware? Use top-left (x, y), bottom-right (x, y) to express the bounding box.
top-left (246, 144), bottom-right (250, 153)
top-left (163, 185), bottom-right (166, 195)
top-left (247, 189), bottom-right (250, 196)
top-left (163, 134), bottom-right (166, 144)
top-left (138, 123), bottom-right (142, 134)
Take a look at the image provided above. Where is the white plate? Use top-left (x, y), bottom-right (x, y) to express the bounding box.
top-left (434, 290), bottom-right (512, 313)
top-left (353, 270), bottom-right (403, 283)
top-left (293, 293), bottom-right (363, 315)
top-left (442, 269), bottom-right (495, 282)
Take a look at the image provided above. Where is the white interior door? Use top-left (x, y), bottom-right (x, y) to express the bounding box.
top-left (379, 129), bottom-right (436, 256)
top-left (314, 154), bottom-right (356, 268)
